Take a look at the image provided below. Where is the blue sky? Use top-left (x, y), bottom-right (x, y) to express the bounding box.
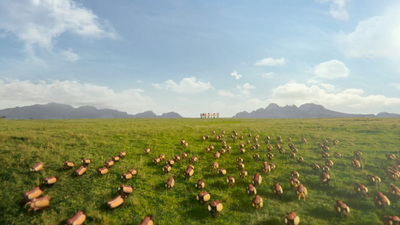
top-left (1, 0), bottom-right (400, 117)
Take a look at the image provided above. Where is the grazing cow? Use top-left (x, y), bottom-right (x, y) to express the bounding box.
top-left (297, 184), bottom-right (308, 201)
top-left (153, 157), bottom-right (161, 165)
top-left (209, 145), bottom-right (214, 150)
top-left (174, 155), bottom-right (181, 162)
top-left (159, 154), bottom-right (166, 161)
top-left (208, 200), bottom-right (223, 218)
top-left (291, 171), bottom-right (300, 178)
top-left (237, 162), bottom-right (245, 170)
top-left (239, 143), bottom-right (245, 149)
top-left (66, 210), bottom-right (86, 225)
top-left (165, 177), bottom-right (175, 189)
top-left (352, 159), bottom-right (361, 169)
top-left (128, 169), bottom-right (137, 176)
top-left (43, 176), bottom-right (57, 185)
top-left (252, 173), bottom-right (262, 186)
top-left (105, 159), bottom-right (114, 168)
top-left (220, 148), bottom-right (226, 155)
top-left (22, 187), bottom-right (43, 203)
top-left (270, 163), bottom-right (276, 171)
top-left (163, 164), bottom-right (171, 174)
top-left (139, 215), bottom-right (154, 225)
top-left (253, 153), bottom-right (260, 161)
top-left (226, 175), bottom-right (235, 187)
top-left (301, 137), bottom-right (307, 143)
top-left (190, 156), bottom-right (198, 164)
top-left (185, 167), bottom-right (194, 179)
top-left (221, 141), bottom-right (227, 148)
top-left (82, 158), bottom-right (91, 165)
top-left (384, 216), bottom-right (400, 225)
top-left (290, 178), bottom-right (301, 191)
top-left (297, 156), bottom-right (304, 163)
top-left (196, 179), bottom-right (205, 189)
top-left (333, 139), bottom-right (339, 146)
top-left (75, 166), bottom-right (87, 176)
top-left (167, 159), bottom-right (175, 166)
top-left (279, 148), bottom-right (286, 154)
top-left (144, 148), bottom-right (150, 155)
top-left (277, 136), bottom-right (283, 143)
top-left (118, 184), bottom-right (133, 198)
top-left (374, 192), bottom-right (391, 209)
top-left (121, 172), bottom-right (132, 181)
top-left (387, 169), bottom-right (400, 181)
top-left (252, 195), bottom-right (263, 209)
top-left (323, 145), bottom-right (330, 152)
top-left (292, 148), bottom-right (298, 154)
top-left (321, 172), bottom-right (331, 186)
top-left (218, 168), bottom-right (227, 177)
top-left (354, 151), bottom-right (362, 159)
top-left (112, 155), bottom-right (120, 162)
top-left (267, 153), bottom-right (274, 160)
top-left (30, 162), bottom-right (44, 172)
top-left (334, 200), bottom-right (350, 218)
top-left (181, 152), bottom-right (187, 159)
top-left (201, 136), bottom-right (206, 141)
top-left (290, 152), bottom-right (296, 158)
top-left (288, 142), bottom-right (295, 150)
top-left (276, 143), bottom-right (281, 149)
top-left (273, 182), bottom-right (283, 195)
top-left (325, 159), bottom-right (334, 167)
top-left (25, 195), bottom-right (50, 214)
top-left (262, 162), bottom-right (271, 174)
top-left (367, 175), bottom-right (381, 185)
top-left (97, 167), bottom-right (109, 175)
top-left (334, 152), bottom-right (341, 159)
top-left (214, 151), bottom-right (220, 159)
top-left (386, 154), bottom-right (396, 160)
top-left (354, 183), bottom-right (368, 198)
top-left (267, 145), bottom-right (273, 151)
top-left (226, 145), bottom-right (232, 152)
top-left (321, 152), bottom-right (329, 158)
top-left (240, 148), bottom-right (246, 154)
top-left (246, 140), bottom-right (251, 145)
top-left (237, 157), bottom-right (243, 163)
top-left (212, 162), bottom-right (219, 170)
top-left (63, 161), bottom-right (74, 170)
top-left (240, 170), bottom-right (248, 179)
top-left (284, 211), bottom-right (300, 225)
top-left (196, 191), bottom-right (211, 204)
top-left (247, 184), bottom-right (257, 195)
top-left (205, 147), bottom-right (211, 153)
top-left (389, 183), bottom-right (400, 197)
top-left (311, 163), bottom-right (320, 173)
top-left (322, 165), bottom-right (330, 172)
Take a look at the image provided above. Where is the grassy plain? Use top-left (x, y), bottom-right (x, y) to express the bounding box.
top-left (0, 118), bottom-right (399, 225)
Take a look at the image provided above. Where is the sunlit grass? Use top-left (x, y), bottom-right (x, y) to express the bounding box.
top-left (0, 118), bottom-right (399, 224)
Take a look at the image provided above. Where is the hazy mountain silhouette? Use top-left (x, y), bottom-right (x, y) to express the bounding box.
top-left (0, 103), bottom-right (182, 119)
top-left (232, 103), bottom-right (395, 118)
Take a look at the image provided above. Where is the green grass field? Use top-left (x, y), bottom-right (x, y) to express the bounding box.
top-left (1, 118), bottom-right (399, 225)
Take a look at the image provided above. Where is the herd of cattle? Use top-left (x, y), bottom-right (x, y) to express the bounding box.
top-left (22, 129), bottom-right (400, 224)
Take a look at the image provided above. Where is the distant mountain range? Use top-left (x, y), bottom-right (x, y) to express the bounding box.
top-left (0, 102), bottom-right (399, 119)
top-left (232, 103), bottom-right (400, 118)
top-left (0, 103), bottom-right (182, 119)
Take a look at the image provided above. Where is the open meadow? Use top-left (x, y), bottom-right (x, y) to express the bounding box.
top-left (0, 118), bottom-right (399, 225)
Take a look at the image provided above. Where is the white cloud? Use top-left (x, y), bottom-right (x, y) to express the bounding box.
top-left (0, 0), bottom-right (116, 62)
top-left (390, 83), bottom-right (400, 90)
top-left (218, 90), bottom-right (235, 97)
top-left (231, 70), bottom-right (242, 80)
top-left (0, 79), bottom-right (154, 114)
top-left (261, 72), bottom-right (275, 78)
top-left (254, 57), bottom-right (285, 66)
top-left (60, 49), bottom-right (80, 62)
top-left (317, 0), bottom-right (349, 21)
top-left (313, 59), bottom-right (349, 79)
top-left (153, 77), bottom-right (213, 94)
top-left (218, 83), bottom-right (256, 98)
top-left (338, 7), bottom-right (400, 59)
top-left (269, 82), bottom-right (400, 114)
